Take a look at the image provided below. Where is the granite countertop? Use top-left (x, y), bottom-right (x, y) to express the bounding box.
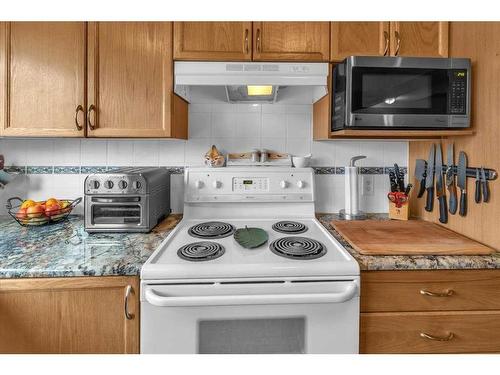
top-left (1, 213), bottom-right (500, 278)
top-left (0, 215), bottom-right (181, 278)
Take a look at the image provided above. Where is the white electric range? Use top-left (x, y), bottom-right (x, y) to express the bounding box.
top-left (141, 167), bottom-right (360, 354)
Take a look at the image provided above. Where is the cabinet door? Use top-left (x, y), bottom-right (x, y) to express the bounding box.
top-left (253, 22), bottom-right (330, 61)
top-left (174, 22), bottom-right (252, 61)
top-left (0, 22), bottom-right (85, 137)
top-left (0, 276), bottom-right (139, 354)
top-left (330, 22), bottom-right (390, 61)
top-left (88, 22), bottom-right (180, 138)
top-left (390, 22), bottom-right (449, 57)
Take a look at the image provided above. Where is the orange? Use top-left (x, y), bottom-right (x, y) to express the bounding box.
top-left (45, 198), bottom-right (60, 207)
top-left (20, 199), bottom-right (36, 209)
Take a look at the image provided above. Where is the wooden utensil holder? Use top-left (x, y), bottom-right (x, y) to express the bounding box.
top-left (389, 201), bottom-right (409, 221)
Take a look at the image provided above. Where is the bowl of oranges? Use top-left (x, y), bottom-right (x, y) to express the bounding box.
top-left (6, 196), bottom-right (82, 226)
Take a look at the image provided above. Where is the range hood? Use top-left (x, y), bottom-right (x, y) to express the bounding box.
top-left (174, 61), bottom-right (329, 104)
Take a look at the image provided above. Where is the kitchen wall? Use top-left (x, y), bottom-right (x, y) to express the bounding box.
top-left (0, 103), bottom-right (408, 216)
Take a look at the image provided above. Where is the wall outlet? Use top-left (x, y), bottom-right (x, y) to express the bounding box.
top-left (362, 175), bottom-right (375, 196)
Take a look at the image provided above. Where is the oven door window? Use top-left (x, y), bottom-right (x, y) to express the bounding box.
top-left (92, 204), bottom-right (141, 224)
top-left (198, 318), bottom-right (305, 354)
top-left (351, 67), bottom-right (449, 114)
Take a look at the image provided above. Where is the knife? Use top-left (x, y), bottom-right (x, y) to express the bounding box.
top-left (475, 168), bottom-right (482, 203)
top-left (425, 144), bottom-right (435, 212)
top-left (389, 171), bottom-right (398, 192)
top-left (481, 167), bottom-right (490, 203)
top-left (394, 163), bottom-right (405, 192)
top-left (458, 151), bottom-right (468, 216)
top-left (435, 144), bottom-right (448, 223)
top-left (446, 143), bottom-right (458, 214)
top-left (414, 159), bottom-right (427, 198)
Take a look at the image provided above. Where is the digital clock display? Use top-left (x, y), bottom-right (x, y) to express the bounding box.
top-left (243, 180), bottom-right (253, 185)
top-left (455, 71), bottom-right (466, 78)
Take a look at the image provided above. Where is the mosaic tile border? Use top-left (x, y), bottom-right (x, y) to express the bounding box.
top-left (9, 165), bottom-right (407, 176)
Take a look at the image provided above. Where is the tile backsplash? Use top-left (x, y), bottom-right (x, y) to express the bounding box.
top-left (0, 103), bottom-right (408, 215)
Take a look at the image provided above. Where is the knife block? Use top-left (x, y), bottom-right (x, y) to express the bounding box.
top-left (389, 201), bottom-right (409, 221)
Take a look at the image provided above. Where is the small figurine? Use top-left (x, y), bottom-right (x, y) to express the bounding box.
top-left (204, 145), bottom-right (225, 168)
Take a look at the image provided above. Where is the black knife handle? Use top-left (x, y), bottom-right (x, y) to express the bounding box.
top-left (438, 195), bottom-right (448, 224)
top-left (425, 187), bottom-right (434, 212)
top-left (459, 189), bottom-right (467, 217)
top-left (448, 185), bottom-right (458, 214)
top-left (475, 179), bottom-right (481, 203)
top-left (483, 180), bottom-right (490, 203)
top-left (417, 179), bottom-right (426, 198)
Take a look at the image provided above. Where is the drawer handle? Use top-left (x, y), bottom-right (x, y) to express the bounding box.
top-left (420, 289), bottom-right (454, 297)
top-left (124, 285), bottom-right (134, 320)
top-left (420, 332), bottom-right (455, 341)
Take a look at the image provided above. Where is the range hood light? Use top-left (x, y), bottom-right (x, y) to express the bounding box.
top-left (247, 85), bottom-right (274, 96)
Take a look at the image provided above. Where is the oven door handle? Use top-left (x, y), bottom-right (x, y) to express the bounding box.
top-left (144, 282), bottom-right (358, 307)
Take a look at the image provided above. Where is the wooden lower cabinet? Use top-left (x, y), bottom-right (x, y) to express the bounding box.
top-left (361, 311), bottom-right (500, 354)
top-left (360, 270), bottom-right (500, 354)
top-left (0, 276), bottom-right (139, 354)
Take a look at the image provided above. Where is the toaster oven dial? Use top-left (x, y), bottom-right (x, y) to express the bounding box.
top-left (104, 180), bottom-right (114, 189)
top-left (89, 180), bottom-right (100, 189)
top-left (118, 180), bottom-right (128, 189)
top-left (132, 181), bottom-right (142, 190)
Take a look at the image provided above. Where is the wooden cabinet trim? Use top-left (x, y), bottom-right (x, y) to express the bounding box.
top-left (312, 63), bottom-right (332, 140)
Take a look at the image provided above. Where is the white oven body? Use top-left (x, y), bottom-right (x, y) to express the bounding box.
top-left (141, 277), bottom-right (359, 354)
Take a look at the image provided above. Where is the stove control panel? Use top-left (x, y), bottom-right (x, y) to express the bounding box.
top-left (233, 177), bottom-right (269, 192)
top-left (185, 167), bottom-right (314, 202)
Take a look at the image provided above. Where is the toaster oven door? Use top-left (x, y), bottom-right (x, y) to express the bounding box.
top-left (85, 196), bottom-right (148, 230)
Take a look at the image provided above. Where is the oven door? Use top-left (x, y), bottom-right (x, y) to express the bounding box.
top-left (141, 279), bottom-right (359, 354)
top-left (85, 196), bottom-right (148, 230)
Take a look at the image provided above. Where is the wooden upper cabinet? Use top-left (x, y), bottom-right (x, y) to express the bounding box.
top-left (390, 22), bottom-right (449, 57)
top-left (0, 276), bottom-right (139, 354)
top-left (0, 22), bottom-right (86, 137)
top-left (253, 22), bottom-right (330, 61)
top-left (331, 22), bottom-right (390, 61)
top-left (174, 22), bottom-right (252, 61)
top-left (87, 22), bottom-right (186, 138)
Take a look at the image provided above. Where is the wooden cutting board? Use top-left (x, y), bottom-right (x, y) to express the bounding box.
top-left (331, 220), bottom-right (495, 255)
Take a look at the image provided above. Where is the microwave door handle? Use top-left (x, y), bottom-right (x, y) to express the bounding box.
top-left (144, 282), bottom-right (358, 307)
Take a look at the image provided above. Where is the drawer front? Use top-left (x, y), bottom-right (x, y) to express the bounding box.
top-left (361, 311), bottom-right (500, 353)
top-left (361, 270), bottom-right (500, 312)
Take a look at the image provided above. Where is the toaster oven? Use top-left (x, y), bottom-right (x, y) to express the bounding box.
top-left (84, 167), bottom-right (171, 233)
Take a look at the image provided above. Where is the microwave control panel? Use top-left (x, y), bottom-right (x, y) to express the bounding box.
top-left (450, 70), bottom-right (467, 114)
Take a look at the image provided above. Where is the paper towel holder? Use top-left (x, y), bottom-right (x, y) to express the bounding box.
top-left (339, 155), bottom-right (367, 221)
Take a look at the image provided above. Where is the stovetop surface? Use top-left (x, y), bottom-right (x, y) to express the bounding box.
top-left (141, 218), bottom-right (359, 280)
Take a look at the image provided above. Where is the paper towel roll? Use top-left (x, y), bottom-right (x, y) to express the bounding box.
top-left (345, 166), bottom-right (359, 215)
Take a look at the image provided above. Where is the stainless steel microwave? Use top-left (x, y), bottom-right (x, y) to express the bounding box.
top-left (331, 56), bottom-right (471, 130)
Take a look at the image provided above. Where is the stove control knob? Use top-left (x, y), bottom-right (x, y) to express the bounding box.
top-left (212, 180), bottom-right (222, 189)
top-left (118, 180), bottom-right (128, 189)
top-left (104, 180), bottom-right (114, 189)
top-left (297, 180), bottom-right (306, 189)
top-left (89, 180), bottom-right (100, 189)
top-left (195, 180), bottom-right (204, 189)
top-left (132, 181), bottom-right (142, 190)
top-left (280, 180), bottom-right (288, 189)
